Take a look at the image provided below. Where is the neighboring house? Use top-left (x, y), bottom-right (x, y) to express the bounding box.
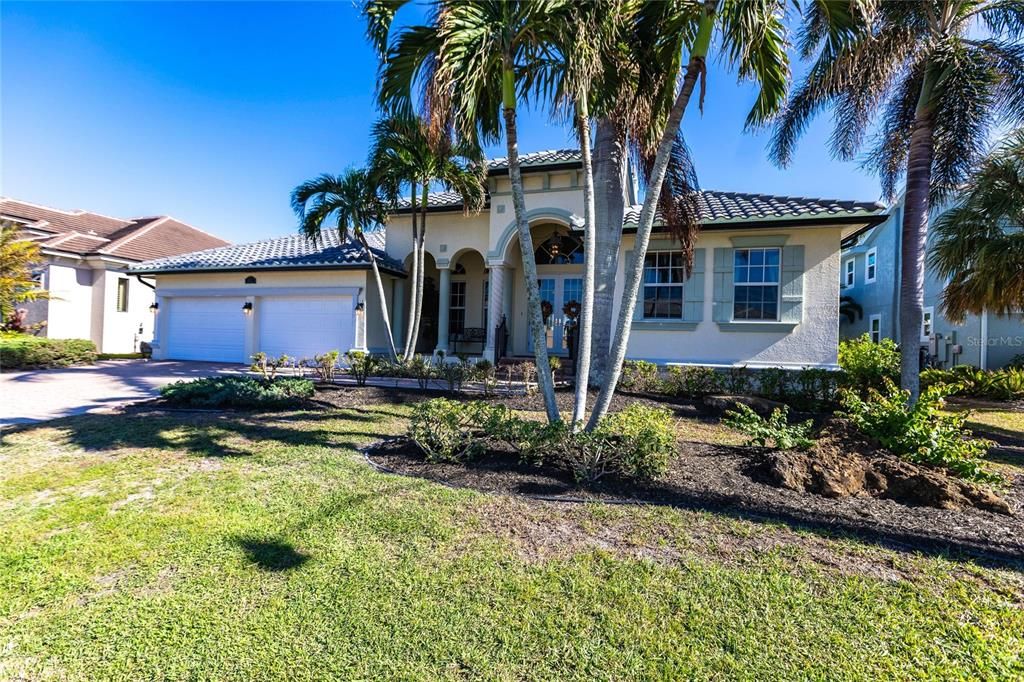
top-left (133, 150), bottom-right (886, 369)
top-left (1, 198), bottom-right (228, 354)
top-left (840, 194), bottom-right (1024, 369)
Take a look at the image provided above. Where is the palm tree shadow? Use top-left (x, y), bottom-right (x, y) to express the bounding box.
top-left (235, 536), bottom-right (309, 571)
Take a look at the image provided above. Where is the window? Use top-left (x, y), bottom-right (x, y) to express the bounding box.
top-left (642, 251), bottom-right (685, 319)
top-left (869, 314), bottom-right (882, 343)
top-left (865, 248), bottom-right (877, 283)
top-left (31, 269), bottom-right (46, 288)
top-left (535, 233), bottom-right (584, 264)
top-left (844, 259), bottom-right (855, 287)
top-left (449, 281), bottom-right (466, 334)
top-left (921, 306), bottom-right (934, 341)
top-left (733, 247), bottom-right (780, 321)
top-left (116, 278), bottom-right (129, 312)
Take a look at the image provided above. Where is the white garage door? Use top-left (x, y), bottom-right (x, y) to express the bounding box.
top-left (257, 295), bottom-right (353, 360)
top-left (165, 297), bottom-right (246, 363)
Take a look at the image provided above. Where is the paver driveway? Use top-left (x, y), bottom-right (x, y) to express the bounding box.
top-left (0, 360), bottom-right (244, 426)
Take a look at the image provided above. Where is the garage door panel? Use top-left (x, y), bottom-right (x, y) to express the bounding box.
top-left (166, 297), bottom-right (246, 363)
top-left (257, 295), bottom-right (353, 360)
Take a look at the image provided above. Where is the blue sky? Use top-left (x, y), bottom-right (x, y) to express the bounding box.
top-left (2, 1), bottom-right (885, 244)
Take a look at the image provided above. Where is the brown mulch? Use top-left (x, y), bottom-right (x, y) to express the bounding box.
top-left (366, 435), bottom-right (1024, 565)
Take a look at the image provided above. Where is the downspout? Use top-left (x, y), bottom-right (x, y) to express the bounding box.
top-left (980, 310), bottom-right (989, 370)
top-left (135, 274), bottom-right (156, 290)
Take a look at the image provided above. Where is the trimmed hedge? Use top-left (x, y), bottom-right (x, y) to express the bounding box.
top-left (160, 376), bottom-right (315, 408)
top-left (0, 334), bottom-right (97, 369)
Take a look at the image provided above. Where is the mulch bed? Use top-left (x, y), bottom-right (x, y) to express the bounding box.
top-left (366, 435), bottom-right (1024, 564)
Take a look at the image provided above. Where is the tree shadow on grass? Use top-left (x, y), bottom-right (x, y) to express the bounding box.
top-left (234, 536), bottom-right (310, 571)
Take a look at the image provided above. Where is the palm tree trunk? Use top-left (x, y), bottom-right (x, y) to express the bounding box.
top-left (589, 116), bottom-right (627, 384)
top-left (587, 1), bottom-right (716, 430)
top-left (899, 68), bottom-right (938, 403)
top-left (358, 233), bottom-right (399, 360)
top-left (503, 65), bottom-right (560, 423)
top-left (402, 182), bottom-right (419, 361)
top-left (571, 95), bottom-right (596, 427)
top-left (408, 183), bottom-right (429, 355)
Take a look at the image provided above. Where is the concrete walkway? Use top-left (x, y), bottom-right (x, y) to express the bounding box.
top-left (1, 360), bottom-right (245, 426)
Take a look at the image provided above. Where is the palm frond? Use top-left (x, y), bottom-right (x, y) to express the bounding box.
top-left (640, 130), bottom-right (701, 276)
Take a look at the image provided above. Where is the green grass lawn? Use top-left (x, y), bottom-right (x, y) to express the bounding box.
top-left (2, 404), bottom-right (1022, 680)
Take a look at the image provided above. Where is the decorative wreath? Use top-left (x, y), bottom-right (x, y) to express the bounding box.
top-left (562, 300), bottom-right (581, 320)
top-left (540, 300), bottom-right (553, 322)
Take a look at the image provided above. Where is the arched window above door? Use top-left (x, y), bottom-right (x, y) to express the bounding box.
top-left (535, 233), bottom-right (584, 265)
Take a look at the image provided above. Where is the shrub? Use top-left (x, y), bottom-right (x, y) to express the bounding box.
top-left (664, 365), bottom-right (720, 397)
top-left (0, 335), bottom-right (97, 369)
top-left (791, 367), bottom-right (841, 410)
top-left (406, 354), bottom-right (436, 389)
top-left (312, 350), bottom-right (340, 383)
top-left (250, 352), bottom-right (290, 381)
top-left (598, 404), bottom-right (677, 480)
top-left (620, 360), bottom-right (660, 392)
top-left (474, 359), bottom-right (497, 396)
top-left (922, 365), bottom-right (1024, 401)
top-left (160, 376), bottom-right (314, 408)
top-left (838, 334), bottom-right (900, 396)
top-left (723, 403), bottom-right (814, 450)
top-left (344, 351), bottom-right (378, 387)
top-left (755, 367), bottom-right (789, 401)
top-left (437, 357), bottom-right (474, 393)
top-left (839, 381), bottom-right (997, 482)
top-left (724, 366), bottom-right (752, 395)
top-left (408, 398), bottom-right (510, 462)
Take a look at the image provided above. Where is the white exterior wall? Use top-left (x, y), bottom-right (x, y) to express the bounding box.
top-left (43, 261), bottom-right (94, 341)
top-left (99, 272), bottom-right (155, 354)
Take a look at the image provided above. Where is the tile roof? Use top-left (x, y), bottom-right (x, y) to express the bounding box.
top-left (0, 198), bottom-right (228, 261)
top-left (623, 191), bottom-right (887, 227)
top-left (486, 148), bottom-right (582, 171)
top-left (130, 228), bottom-right (403, 275)
top-left (394, 190), bottom-right (468, 211)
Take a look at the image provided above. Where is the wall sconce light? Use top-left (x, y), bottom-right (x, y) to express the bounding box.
top-left (149, 301), bottom-right (159, 313)
top-left (242, 301), bottom-right (254, 316)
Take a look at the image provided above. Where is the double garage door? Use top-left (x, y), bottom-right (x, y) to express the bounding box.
top-left (164, 295), bottom-right (354, 363)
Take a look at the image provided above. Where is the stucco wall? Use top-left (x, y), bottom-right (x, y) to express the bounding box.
top-left (44, 261), bottom-right (94, 341)
top-left (99, 272), bottom-right (156, 354)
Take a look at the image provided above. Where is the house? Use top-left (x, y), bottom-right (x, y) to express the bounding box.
top-left (1, 198), bottom-right (229, 354)
top-left (840, 194), bottom-right (1024, 369)
top-left (133, 150), bottom-right (887, 369)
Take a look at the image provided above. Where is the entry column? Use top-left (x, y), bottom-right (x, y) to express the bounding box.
top-left (483, 261), bottom-right (506, 362)
top-left (435, 264), bottom-right (451, 356)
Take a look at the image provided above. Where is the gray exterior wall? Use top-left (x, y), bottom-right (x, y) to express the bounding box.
top-left (840, 197), bottom-right (1024, 369)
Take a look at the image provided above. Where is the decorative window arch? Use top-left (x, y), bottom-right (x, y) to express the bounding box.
top-left (535, 233), bottom-right (584, 265)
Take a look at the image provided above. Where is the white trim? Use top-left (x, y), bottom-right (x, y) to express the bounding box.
top-left (921, 306), bottom-right (934, 343)
top-left (157, 286), bottom-right (363, 298)
top-left (731, 246), bottom-right (782, 322)
top-left (843, 258), bottom-right (855, 287)
top-left (869, 313), bottom-right (882, 343)
top-left (865, 247), bottom-right (877, 284)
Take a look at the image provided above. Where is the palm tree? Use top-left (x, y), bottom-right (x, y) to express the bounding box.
top-left (291, 169), bottom-right (399, 360)
top-left (930, 129), bottom-right (1024, 321)
top-left (367, 0), bottom-right (572, 424)
top-left (368, 115), bottom-right (486, 361)
top-left (586, 0), bottom-right (791, 428)
top-left (770, 0), bottom-right (1024, 401)
top-left (840, 295), bottom-right (864, 324)
top-left (0, 220), bottom-right (48, 323)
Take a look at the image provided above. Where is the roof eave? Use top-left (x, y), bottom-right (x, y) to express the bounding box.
top-left (132, 262), bottom-right (407, 278)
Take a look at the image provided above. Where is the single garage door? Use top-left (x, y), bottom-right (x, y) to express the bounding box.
top-left (257, 295), bottom-right (353, 360)
top-left (165, 297), bottom-right (246, 363)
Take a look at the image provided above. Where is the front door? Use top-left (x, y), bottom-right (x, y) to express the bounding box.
top-left (533, 276), bottom-right (582, 355)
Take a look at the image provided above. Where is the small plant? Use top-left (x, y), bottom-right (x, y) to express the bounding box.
top-left (724, 365), bottom-right (752, 395)
top-left (621, 360), bottom-right (660, 392)
top-left (160, 376), bottom-right (314, 408)
top-left (408, 398), bottom-right (510, 462)
top-left (838, 334), bottom-right (900, 396)
top-left (250, 352), bottom-right (290, 381)
top-left (723, 403), bottom-right (814, 450)
top-left (474, 359), bottom-right (497, 396)
top-left (517, 361), bottom-right (537, 394)
top-left (407, 354), bottom-right (436, 389)
top-left (312, 350), bottom-right (340, 383)
top-left (344, 351), bottom-right (378, 387)
top-left (437, 357), bottom-right (473, 393)
top-left (548, 355), bottom-right (562, 377)
top-left (756, 367), bottom-right (789, 401)
top-left (922, 366), bottom-right (1024, 402)
top-left (840, 381), bottom-right (998, 482)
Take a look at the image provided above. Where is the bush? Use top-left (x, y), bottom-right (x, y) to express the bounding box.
top-left (408, 398), bottom-right (510, 462)
top-left (0, 335), bottom-right (97, 369)
top-left (311, 350), bottom-right (340, 383)
top-left (839, 381), bottom-right (997, 482)
top-left (838, 334), bottom-right (900, 396)
top-left (344, 351), bottom-right (378, 387)
top-left (620, 360), bottom-right (660, 392)
top-left (597, 404), bottom-right (677, 480)
top-left (922, 366), bottom-right (1024, 401)
top-left (406, 354), bottom-right (436, 389)
top-left (437, 357), bottom-right (474, 393)
top-left (755, 367), bottom-right (789, 401)
top-left (160, 376), bottom-right (314, 408)
top-left (663, 365), bottom-right (720, 397)
top-left (250, 352), bottom-right (290, 381)
top-left (723, 403), bottom-right (814, 450)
